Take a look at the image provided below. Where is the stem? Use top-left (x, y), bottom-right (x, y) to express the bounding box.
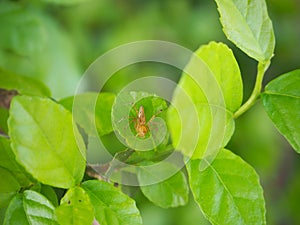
top-left (233, 61), bottom-right (270, 119)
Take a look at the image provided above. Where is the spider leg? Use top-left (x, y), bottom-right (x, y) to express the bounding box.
top-left (124, 117), bottom-right (137, 131)
top-left (117, 115), bottom-right (136, 123)
top-left (116, 102), bottom-right (139, 124)
top-left (146, 109), bottom-right (166, 141)
top-left (131, 103), bottom-right (139, 115)
top-left (147, 109), bottom-right (164, 124)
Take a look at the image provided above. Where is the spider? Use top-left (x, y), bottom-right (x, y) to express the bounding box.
top-left (132, 105), bottom-right (163, 138)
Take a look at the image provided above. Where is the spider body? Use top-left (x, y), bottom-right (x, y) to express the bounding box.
top-left (134, 106), bottom-right (150, 138)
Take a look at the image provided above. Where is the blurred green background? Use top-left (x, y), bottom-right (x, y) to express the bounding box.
top-left (0, 0), bottom-right (299, 224)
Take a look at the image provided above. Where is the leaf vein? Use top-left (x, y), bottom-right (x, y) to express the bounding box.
top-left (205, 158), bottom-right (246, 224)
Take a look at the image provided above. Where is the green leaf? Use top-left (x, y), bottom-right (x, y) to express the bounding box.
top-left (40, 0), bottom-right (88, 5)
top-left (122, 145), bottom-right (174, 165)
top-left (0, 3), bottom-right (81, 98)
top-left (59, 92), bottom-right (116, 136)
top-left (0, 167), bottom-right (20, 208)
top-left (262, 69), bottom-right (300, 153)
top-left (196, 42), bottom-right (243, 112)
top-left (0, 206), bottom-right (5, 224)
top-left (4, 191), bottom-right (58, 225)
top-left (40, 185), bottom-right (58, 207)
top-left (215, 0), bottom-right (275, 62)
top-left (29, 182), bottom-right (42, 193)
top-left (168, 42), bottom-right (241, 161)
top-left (138, 163), bottom-right (189, 208)
top-left (82, 180), bottom-right (143, 225)
top-left (112, 91), bottom-right (168, 151)
top-left (4, 194), bottom-right (29, 225)
top-left (0, 136), bottom-right (33, 187)
top-left (0, 69), bottom-right (51, 97)
top-left (8, 96), bottom-right (86, 188)
top-left (23, 190), bottom-right (58, 225)
top-left (0, 107), bottom-right (9, 134)
top-left (187, 149), bottom-right (266, 225)
top-left (56, 187), bottom-right (94, 225)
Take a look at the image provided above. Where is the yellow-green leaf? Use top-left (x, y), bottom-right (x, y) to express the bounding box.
top-left (56, 187), bottom-right (94, 225)
top-left (8, 96), bottom-right (86, 188)
top-left (187, 149), bottom-right (266, 225)
top-left (262, 69), bottom-right (300, 153)
top-left (215, 0), bottom-right (275, 62)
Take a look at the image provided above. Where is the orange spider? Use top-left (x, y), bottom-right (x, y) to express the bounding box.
top-left (132, 105), bottom-right (161, 138)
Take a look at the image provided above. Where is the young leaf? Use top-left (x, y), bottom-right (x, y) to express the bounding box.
top-left (56, 187), bottom-right (94, 225)
top-left (0, 68), bottom-right (51, 97)
top-left (82, 180), bottom-right (143, 225)
top-left (0, 136), bottom-right (33, 187)
top-left (168, 42), bottom-right (242, 161)
top-left (187, 149), bottom-right (266, 225)
top-left (215, 0), bottom-right (275, 62)
top-left (196, 42), bottom-right (243, 112)
top-left (0, 167), bottom-right (20, 208)
top-left (262, 69), bottom-right (300, 153)
top-left (8, 96), bottom-right (86, 188)
top-left (59, 92), bottom-right (116, 137)
top-left (138, 163), bottom-right (189, 208)
top-left (4, 191), bottom-right (58, 225)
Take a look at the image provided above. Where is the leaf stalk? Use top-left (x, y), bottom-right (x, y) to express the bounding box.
top-left (233, 61), bottom-right (270, 119)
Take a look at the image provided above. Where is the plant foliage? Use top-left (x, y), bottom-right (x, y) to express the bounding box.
top-left (1, 0), bottom-right (299, 225)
